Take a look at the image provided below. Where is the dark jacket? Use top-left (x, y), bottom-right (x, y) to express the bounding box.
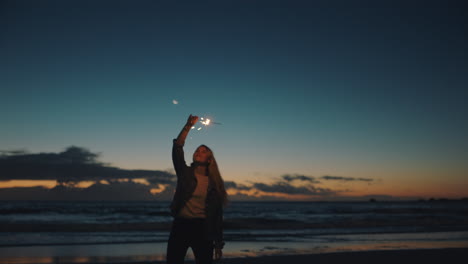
top-left (170, 139), bottom-right (225, 249)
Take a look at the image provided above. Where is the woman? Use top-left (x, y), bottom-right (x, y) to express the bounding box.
top-left (166, 114), bottom-right (227, 264)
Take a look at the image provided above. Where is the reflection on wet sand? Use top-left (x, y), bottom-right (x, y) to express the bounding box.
top-left (1, 231), bottom-right (468, 264)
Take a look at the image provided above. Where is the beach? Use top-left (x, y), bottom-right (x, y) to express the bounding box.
top-left (1, 248), bottom-right (467, 264)
top-left (1, 231), bottom-right (467, 264)
top-left (219, 248), bottom-right (468, 264)
top-left (1, 201), bottom-right (468, 263)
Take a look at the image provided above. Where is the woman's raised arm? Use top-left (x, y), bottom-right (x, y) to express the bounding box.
top-left (175, 114), bottom-right (199, 146)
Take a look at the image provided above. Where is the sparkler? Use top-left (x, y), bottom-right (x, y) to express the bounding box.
top-left (191, 117), bottom-right (222, 131)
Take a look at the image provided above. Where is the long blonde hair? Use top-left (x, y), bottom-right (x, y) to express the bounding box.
top-left (195, 145), bottom-right (228, 206)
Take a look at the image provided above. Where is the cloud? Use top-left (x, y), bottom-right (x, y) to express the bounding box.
top-left (281, 174), bottom-right (320, 183)
top-left (0, 149), bottom-right (29, 156)
top-left (0, 181), bottom-right (158, 201)
top-left (226, 191), bottom-right (298, 201)
top-left (0, 147), bottom-right (379, 201)
top-left (224, 181), bottom-right (251, 191)
top-left (320, 175), bottom-right (374, 182)
top-left (225, 173), bottom-right (378, 200)
top-left (0, 146), bottom-right (174, 184)
top-left (226, 174), bottom-right (337, 198)
top-left (252, 182), bottom-right (335, 196)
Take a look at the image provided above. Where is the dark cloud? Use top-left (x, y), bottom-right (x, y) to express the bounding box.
top-left (0, 146), bottom-right (178, 201)
top-left (281, 174), bottom-right (320, 183)
top-left (227, 173), bottom-right (375, 197)
top-left (321, 175), bottom-right (374, 182)
top-left (225, 173), bottom-right (376, 199)
top-left (224, 181), bottom-right (250, 191)
top-left (0, 149), bottom-right (29, 156)
top-left (252, 182), bottom-right (335, 196)
top-left (0, 146), bottom-right (174, 184)
top-left (226, 175), bottom-right (337, 197)
top-left (0, 181), bottom-right (157, 201)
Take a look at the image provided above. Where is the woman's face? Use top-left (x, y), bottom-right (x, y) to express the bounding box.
top-left (193, 146), bottom-right (211, 163)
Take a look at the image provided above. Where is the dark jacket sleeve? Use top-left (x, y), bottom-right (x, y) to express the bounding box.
top-left (172, 138), bottom-right (187, 176)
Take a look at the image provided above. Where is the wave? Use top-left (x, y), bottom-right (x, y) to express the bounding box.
top-left (1, 201), bottom-right (468, 232)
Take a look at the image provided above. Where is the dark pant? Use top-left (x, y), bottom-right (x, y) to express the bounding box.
top-left (166, 217), bottom-right (214, 264)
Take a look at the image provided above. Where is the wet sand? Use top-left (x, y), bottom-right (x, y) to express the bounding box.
top-left (1, 248), bottom-right (467, 264)
top-left (216, 248), bottom-right (468, 264)
top-left (2, 231), bottom-right (467, 264)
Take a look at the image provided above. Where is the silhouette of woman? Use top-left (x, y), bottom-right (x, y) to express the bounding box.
top-left (166, 114), bottom-right (227, 264)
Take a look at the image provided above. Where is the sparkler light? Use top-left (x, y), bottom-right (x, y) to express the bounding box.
top-left (191, 116), bottom-right (221, 131)
top-left (200, 117), bottom-right (211, 125)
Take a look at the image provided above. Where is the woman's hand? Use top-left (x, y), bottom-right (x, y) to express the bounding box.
top-left (176, 114), bottom-right (199, 146)
top-left (186, 114), bottom-right (199, 127)
top-left (214, 248), bottom-right (222, 260)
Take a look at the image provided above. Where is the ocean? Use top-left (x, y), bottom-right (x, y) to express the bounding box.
top-left (1, 200), bottom-right (468, 262)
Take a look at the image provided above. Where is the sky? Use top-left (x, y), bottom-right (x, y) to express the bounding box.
top-left (1, 0), bottom-right (467, 200)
